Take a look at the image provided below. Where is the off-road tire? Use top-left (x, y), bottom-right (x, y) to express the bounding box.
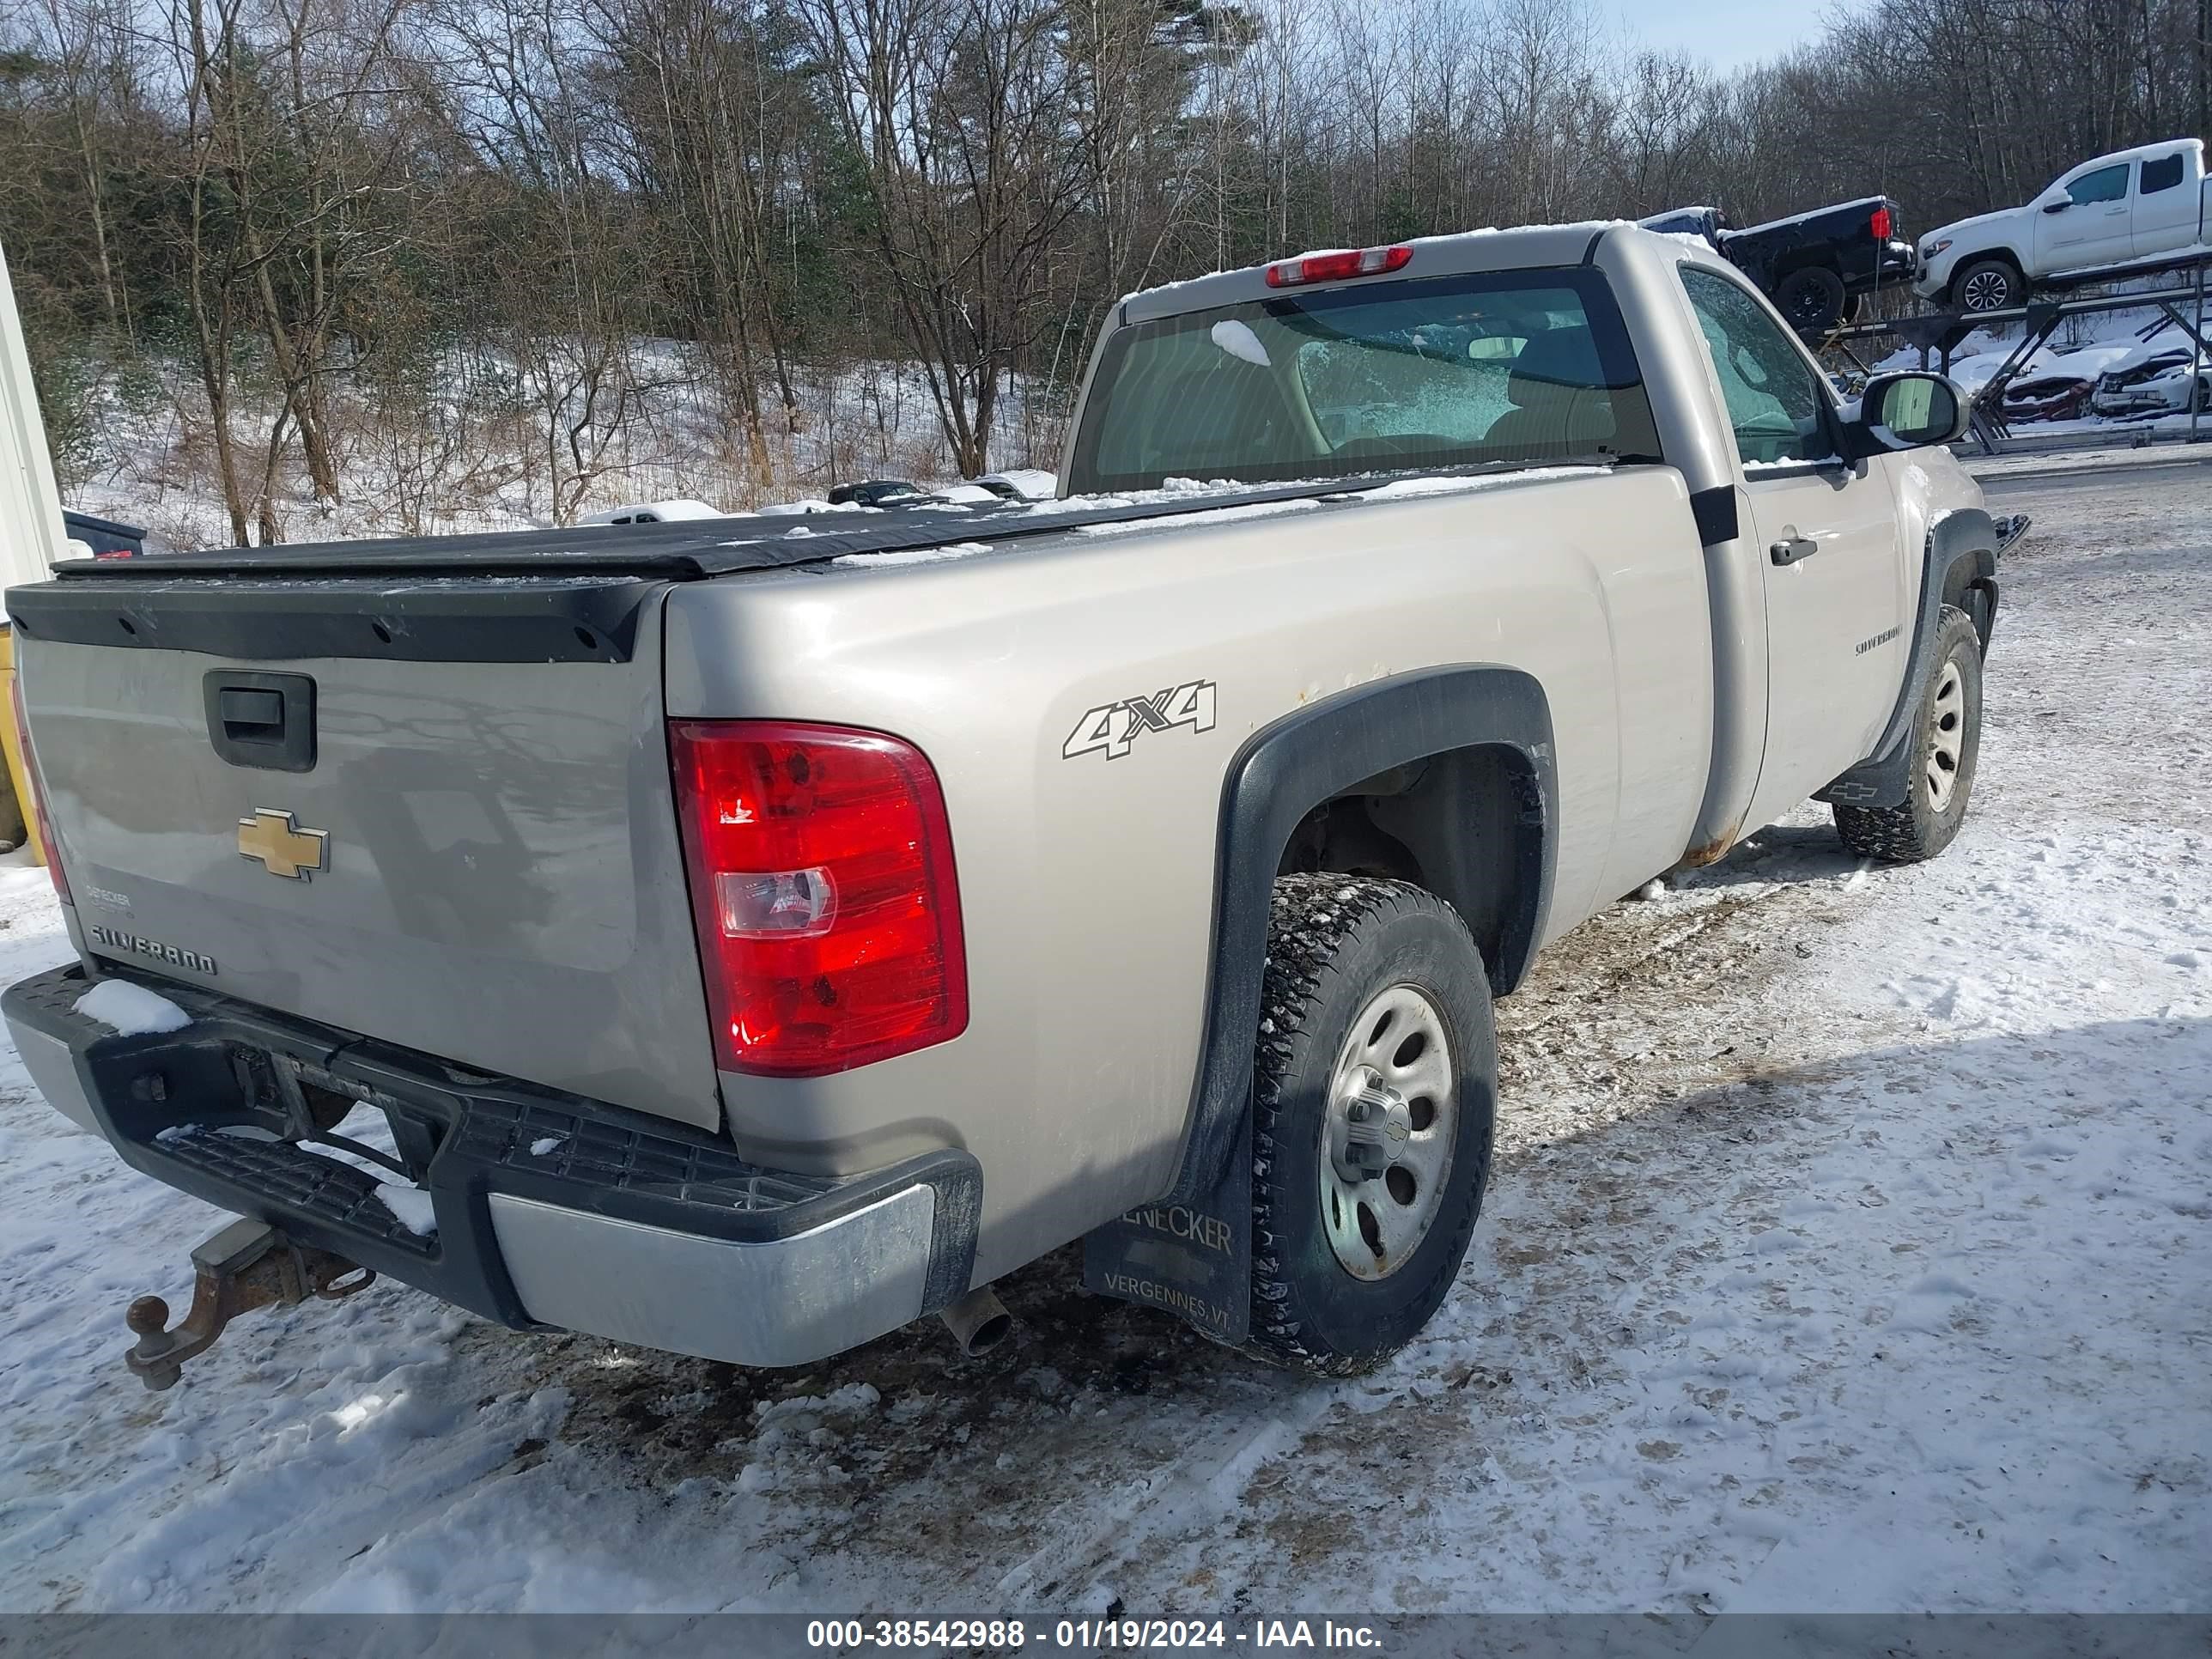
top-left (1953, 257), bottom-right (2022, 313)
top-left (1244, 875), bottom-right (1496, 1376)
top-left (1834, 604), bottom-right (1983, 863)
top-left (1775, 265), bottom-right (1847, 334)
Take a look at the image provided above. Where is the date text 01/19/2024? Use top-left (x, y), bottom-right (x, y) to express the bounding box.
top-left (805, 1620), bottom-right (1384, 1650)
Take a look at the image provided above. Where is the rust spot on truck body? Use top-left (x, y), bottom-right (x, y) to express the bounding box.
top-left (1676, 831), bottom-right (1738, 868)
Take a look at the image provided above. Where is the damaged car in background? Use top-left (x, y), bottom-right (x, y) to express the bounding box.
top-left (2091, 344), bottom-right (2209, 416)
top-left (2000, 368), bottom-right (2099, 422)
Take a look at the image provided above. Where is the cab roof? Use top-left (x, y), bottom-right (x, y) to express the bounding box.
top-left (1117, 221), bottom-right (1633, 325)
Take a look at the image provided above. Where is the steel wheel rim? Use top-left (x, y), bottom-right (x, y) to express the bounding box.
top-left (1317, 982), bottom-right (1455, 1281)
top-left (1925, 658), bottom-right (1966, 811)
top-left (1961, 270), bottom-right (2008, 312)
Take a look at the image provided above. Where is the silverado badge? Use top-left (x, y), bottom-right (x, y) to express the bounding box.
top-left (237, 809), bottom-right (328, 880)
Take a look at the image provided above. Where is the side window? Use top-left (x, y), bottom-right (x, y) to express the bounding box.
top-left (2141, 153), bottom-right (2185, 195)
top-left (1679, 266), bottom-right (1832, 466)
top-left (2066, 164), bottom-right (2130, 205)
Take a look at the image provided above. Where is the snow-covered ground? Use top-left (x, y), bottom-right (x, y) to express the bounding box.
top-left (1, 462), bottom-right (2208, 1616)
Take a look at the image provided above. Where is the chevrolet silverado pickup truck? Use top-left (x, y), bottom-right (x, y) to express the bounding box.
top-left (1916, 138), bottom-right (2212, 313)
top-left (4, 224), bottom-right (2021, 1384)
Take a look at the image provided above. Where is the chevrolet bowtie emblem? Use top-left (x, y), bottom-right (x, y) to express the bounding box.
top-left (237, 809), bottom-right (328, 880)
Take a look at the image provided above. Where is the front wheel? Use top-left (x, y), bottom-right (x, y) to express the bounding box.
top-left (1834, 604), bottom-right (1984, 863)
top-left (1244, 875), bottom-right (1497, 1376)
top-left (1953, 258), bottom-right (2021, 313)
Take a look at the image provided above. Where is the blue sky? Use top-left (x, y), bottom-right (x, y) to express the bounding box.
top-left (1619, 0), bottom-right (1878, 71)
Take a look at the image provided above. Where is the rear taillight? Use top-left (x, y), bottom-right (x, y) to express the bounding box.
top-left (1870, 205), bottom-right (1893, 240)
top-left (9, 678), bottom-right (68, 903)
top-left (1264, 244), bottom-right (1413, 288)
top-left (670, 720), bottom-right (966, 1077)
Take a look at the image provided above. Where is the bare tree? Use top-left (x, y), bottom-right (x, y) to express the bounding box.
top-left (795, 0), bottom-right (1091, 474)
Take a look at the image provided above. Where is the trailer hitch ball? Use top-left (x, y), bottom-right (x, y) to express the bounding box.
top-left (124, 1218), bottom-right (374, 1391)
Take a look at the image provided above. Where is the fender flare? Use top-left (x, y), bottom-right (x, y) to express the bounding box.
top-left (1157, 664), bottom-right (1557, 1206)
top-left (1817, 507), bottom-right (2002, 811)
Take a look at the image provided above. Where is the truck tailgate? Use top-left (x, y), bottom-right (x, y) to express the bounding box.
top-left (8, 574), bottom-right (722, 1129)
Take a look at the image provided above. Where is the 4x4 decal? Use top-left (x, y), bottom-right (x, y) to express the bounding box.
top-left (1061, 679), bottom-right (1217, 761)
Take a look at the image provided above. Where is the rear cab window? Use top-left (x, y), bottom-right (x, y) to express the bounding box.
top-left (2140, 153), bottom-right (2185, 194)
top-left (1066, 267), bottom-right (1662, 495)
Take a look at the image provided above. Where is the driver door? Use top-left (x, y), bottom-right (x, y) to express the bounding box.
top-left (1678, 267), bottom-right (1908, 829)
top-left (2033, 161), bottom-right (2135, 270)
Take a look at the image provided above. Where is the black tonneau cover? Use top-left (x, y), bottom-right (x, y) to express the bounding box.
top-left (40, 478), bottom-right (1384, 581)
top-left (7, 466), bottom-right (1585, 661)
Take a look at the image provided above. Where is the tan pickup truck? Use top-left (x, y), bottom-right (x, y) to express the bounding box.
top-left (3, 223), bottom-right (2021, 1385)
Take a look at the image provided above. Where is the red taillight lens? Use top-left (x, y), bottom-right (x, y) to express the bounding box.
top-left (670, 720), bottom-right (967, 1077)
top-left (1870, 205), bottom-right (1893, 240)
top-left (9, 678), bottom-right (68, 903)
top-left (1264, 244), bottom-right (1413, 288)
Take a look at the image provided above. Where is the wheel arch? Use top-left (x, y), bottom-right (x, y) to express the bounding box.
top-left (1157, 665), bottom-right (1556, 1206)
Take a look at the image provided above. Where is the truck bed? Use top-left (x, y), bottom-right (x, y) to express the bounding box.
top-left (9, 474), bottom-right (1557, 660)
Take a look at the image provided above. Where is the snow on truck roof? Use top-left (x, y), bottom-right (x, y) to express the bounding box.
top-left (2059, 137), bottom-right (2203, 173)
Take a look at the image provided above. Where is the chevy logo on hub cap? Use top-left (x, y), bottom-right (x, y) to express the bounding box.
top-left (237, 809), bottom-right (328, 880)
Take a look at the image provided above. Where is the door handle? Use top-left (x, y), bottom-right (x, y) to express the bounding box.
top-left (1770, 536), bottom-right (1819, 566)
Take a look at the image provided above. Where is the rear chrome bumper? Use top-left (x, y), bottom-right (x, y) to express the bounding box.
top-left (3, 963), bottom-right (980, 1367)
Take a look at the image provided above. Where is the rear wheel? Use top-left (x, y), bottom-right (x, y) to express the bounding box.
top-left (1954, 258), bottom-right (2021, 313)
top-left (1244, 875), bottom-right (1496, 1376)
top-left (1834, 605), bottom-right (1983, 863)
top-left (1775, 265), bottom-right (1847, 333)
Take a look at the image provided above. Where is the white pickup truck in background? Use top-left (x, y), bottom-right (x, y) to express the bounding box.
top-left (1916, 138), bottom-right (2212, 313)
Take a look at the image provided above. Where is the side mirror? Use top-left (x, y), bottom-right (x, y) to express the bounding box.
top-left (2040, 198), bottom-right (2069, 214)
top-left (1845, 372), bottom-right (1969, 455)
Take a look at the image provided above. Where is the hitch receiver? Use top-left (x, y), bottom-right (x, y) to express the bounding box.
top-left (125, 1218), bottom-right (374, 1390)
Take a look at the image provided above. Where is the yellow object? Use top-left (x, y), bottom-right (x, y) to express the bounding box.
top-left (235, 808), bottom-right (327, 879)
top-left (0, 623), bottom-right (46, 865)
top-left (0, 231), bottom-right (67, 869)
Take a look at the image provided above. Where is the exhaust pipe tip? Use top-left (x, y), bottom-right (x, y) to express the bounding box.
top-left (939, 1285), bottom-right (1012, 1357)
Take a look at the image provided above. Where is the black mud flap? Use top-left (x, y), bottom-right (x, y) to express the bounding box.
top-left (1084, 1109), bottom-right (1252, 1345)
